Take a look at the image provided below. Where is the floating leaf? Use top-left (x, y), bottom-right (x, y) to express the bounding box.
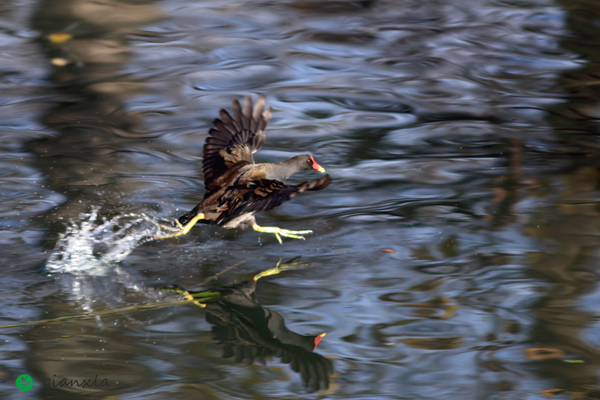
top-left (48, 32), bottom-right (72, 43)
top-left (525, 347), bottom-right (565, 360)
top-left (51, 58), bottom-right (69, 67)
top-left (540, 388), bottom-right (564, 397)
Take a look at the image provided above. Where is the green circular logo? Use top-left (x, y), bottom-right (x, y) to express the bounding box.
top-left (16, 374), bottom-right (33, 392)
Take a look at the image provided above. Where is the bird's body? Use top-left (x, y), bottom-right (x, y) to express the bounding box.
top-left (155, 94), bottom-right (331, 242)
top-left (204, 279), bottom-right (333, 392)
top-left (160, 261), bottom-right (333, 391)
top-left (205, 278), bottom-right (322, 352)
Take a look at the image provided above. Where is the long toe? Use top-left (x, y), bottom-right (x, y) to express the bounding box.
top-left (278, 230), bottom-right (311, 239)
top-left (252, 224), bottom-right (313, 243)
top-left (153, 213), bottom-right (204, 240)
top-left (280, 228), bottom-right (313, 235)
top-left (160, 222), bottom-right (183, 233)
top-left (153, 220), bottom-right (184, 240)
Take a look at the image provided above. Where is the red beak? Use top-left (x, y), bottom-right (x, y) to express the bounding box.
top-left (313, 332), bottom-right (326, 350)
top-left (310, 155), bottom-right (325, 173)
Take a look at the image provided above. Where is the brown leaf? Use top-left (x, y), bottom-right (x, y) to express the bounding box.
top-left (525, 347), bottom-right (565, 360)
top-left (540, 388), bottom-right (564, 397)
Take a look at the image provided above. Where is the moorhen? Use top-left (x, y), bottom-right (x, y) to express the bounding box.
top-left (155, 94), bottom-right (331, 243)
top-left (161, 260), bottom-right (333, 391)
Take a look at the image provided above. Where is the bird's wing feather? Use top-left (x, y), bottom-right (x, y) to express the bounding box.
top-left (221, 175), bottom-right (331, 220)
top-left (202, 95), bottom-right (272, 187)
top-left (225, 175), bottom-right (331, 218)
top-left (207, 308), bottom-right (334, 391)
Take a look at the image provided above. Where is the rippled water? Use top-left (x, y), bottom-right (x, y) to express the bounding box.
top-left (2, 0), bottom-right (600, 398)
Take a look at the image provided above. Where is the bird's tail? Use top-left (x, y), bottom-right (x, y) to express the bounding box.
top-left (295, 174), bottom-right (332, 193)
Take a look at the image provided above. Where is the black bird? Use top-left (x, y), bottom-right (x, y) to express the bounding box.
top-left (161, 261), bottom-right (334, 391)
top-left (155, 95), bottom-right (331, 243)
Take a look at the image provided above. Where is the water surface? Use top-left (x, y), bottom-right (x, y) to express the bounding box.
top-left (2, 0), bottom-right (600, 398)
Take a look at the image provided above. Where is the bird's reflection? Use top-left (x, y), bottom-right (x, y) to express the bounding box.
top-left (162, 260), bottom-right (333, 392)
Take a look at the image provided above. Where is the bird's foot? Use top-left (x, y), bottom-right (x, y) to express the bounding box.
top-left (157, 285), bottom-right (207, 308)
top-left (252, 223), bottom-right (312, 244)
top-left (253, 257), bottom-right (305, 281)
top-left (157, 284), bottom-right (188, 295)
top-left (153, 213), bottom-right (205, 240)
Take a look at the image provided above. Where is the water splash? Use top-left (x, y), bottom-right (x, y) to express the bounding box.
top-left (45, 207), bottom-right (163, 276)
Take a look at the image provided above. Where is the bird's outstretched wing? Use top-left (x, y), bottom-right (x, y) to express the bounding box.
top-left (208, 309), bottom-right (334, 391)
top-left (219, 175), bottom-right (332, 221)
top-left (203, 94), bottom-right (272, 188)
top-left (219, 338), bottom-right (334, 391)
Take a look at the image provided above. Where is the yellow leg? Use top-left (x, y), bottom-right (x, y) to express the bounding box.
top-left (157, 286), bottom-right (206, 308)
top-left (252, 223), bottom-right (312, 244)
top-left (253, 257), bottom-right (305, 281)
top-left (153, 213), bottom-right (205, 240)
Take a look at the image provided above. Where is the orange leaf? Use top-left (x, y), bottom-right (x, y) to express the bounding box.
top-left (380, 249), bottom-right (396, 253)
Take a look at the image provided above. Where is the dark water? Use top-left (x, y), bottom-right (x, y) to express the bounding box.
top-left (2, 0), bottom-right (600, 398)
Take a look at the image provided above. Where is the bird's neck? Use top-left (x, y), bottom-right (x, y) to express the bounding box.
top-left (267, 159), bottom-right (302, 182)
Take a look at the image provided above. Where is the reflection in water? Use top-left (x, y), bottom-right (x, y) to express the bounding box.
top-left (522, 0), bottom-right (600, 396)
top-left (518, 168), bottom-right (600, 398)
top-left (19, 0), bottom-right (167, 397)
top-left (27, 0), bottom-right (165, 295)
top-left (162, 261), bottom-right (334, 392)
top-left (3, 0), bottom-right (600, 398)
top-left (28, 0), bottom-right (163, 244)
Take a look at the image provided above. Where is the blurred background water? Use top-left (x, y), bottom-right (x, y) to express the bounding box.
top-left (1, 0), bottom-right (600, 398)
